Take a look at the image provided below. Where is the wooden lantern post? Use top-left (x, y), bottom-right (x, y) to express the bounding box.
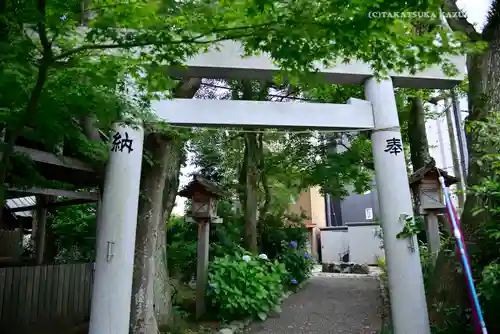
top-left (409, 160), bottom-right (458, 264)
top-left (178, 175), bottom-right (225, 319)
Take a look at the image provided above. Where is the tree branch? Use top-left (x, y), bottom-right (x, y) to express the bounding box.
top-left (223, 133), bottom-right (244, 144)
top-left (0, 0), bottom-right (52, 222)
top-left (337, 142), bottom-right (351, 152)
top-left (173, 78), bottom-right (202, 98)
top-left (428, 93), bottom-right (450, 105)
top-left (36, 0), bottom-right (52, 53)
top-left (199, 81), bottom-right (313, 102)
top-left (53, 22), bottom-right (279, 61)
top-left (443, 0), bottom-right (482, 41)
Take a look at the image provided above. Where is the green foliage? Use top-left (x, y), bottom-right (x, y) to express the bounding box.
top-left (167, 216), bottom-right (198, 282)
top-left (210, 199), bottom-right (246, 255)
top-left (167, 203), bottom-right (247, 283)
top-left (2, 0), bottom-right (477, 187)
top-left (465, 116), bottom-right (500, 333)
top-left (206, 251), bottom-right (286, 321)
top-left (478, 263), bottom-right (500, 304)
top-left (310, 134), bottom-right (374, 197)
top-left (377, 241), bottom-right (435, 333)
top-left (258, 212), bottom-right (309, 259)
top-left (418, 242), bottom-right (435, 292)
top-left (49, 203), bottom-right (97, 263)
top-left (277, 241), bottom-right (313, 291)
top-left (377, 257), bottom-right (387, 282)
top-left (396, 215), bottom-right (423, 240)
top-left (430, 307), bottom-right (473, 334)
top-left (378, 240), bottom-right (433, 293)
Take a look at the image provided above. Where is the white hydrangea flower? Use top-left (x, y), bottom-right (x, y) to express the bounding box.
top-left (258, 253), bottom-right (268, 260)
top-left (242, 255), bottom-right (251, 262)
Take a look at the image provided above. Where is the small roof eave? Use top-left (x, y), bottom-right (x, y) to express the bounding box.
top-left (408, 159), bottom-right (459, 187)
top-left (178, 174), bottom-right (227, 198)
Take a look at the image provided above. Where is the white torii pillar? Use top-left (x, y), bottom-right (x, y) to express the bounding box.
top-left (365, 77), bottom-right (430, 334)
top-left (89, 123), bottom-right (144, 334)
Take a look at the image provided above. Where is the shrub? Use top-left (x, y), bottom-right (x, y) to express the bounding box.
top-left (49, 203), bottom-right (97, 262)
top-left (206, 251), bottom-right (286, 321)
top-left (167, 207), bottom-right (246, 283)
top-left (258, 212), bottom-right (309, 259)
top-left (167, 216), bottom-right (198, 282)
top-left (418, 242), bottom-right (436, 292)
top-left (377, 257), bottom-right (387, 281)
top-left (278, 240), bottom-right (312, 290)
top-left (478, 263), bottom-right (500, 333)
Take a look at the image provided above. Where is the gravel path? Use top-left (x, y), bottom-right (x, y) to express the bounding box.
top-left (246, 275), bottom-right (382, 334)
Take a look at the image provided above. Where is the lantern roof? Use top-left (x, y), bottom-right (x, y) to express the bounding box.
top-left (178, 174), bottom-right (226, 199)
top-left (408, 159), bottom-right (458, 187)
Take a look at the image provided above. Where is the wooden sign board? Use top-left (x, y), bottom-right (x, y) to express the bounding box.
top-left (418, 178), bottom-right (445, 213)
top-left (192, 197), bottom-right (217, 219)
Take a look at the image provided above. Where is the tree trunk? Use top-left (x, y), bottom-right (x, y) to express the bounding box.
top-left (34, 195), bottom-right (52, 265)
top-left (130, 78), bottom-right (200, 332)
top-left (130, 133), bottom-right (177, 334)
top-left (236, 81), bottom-right (267, 253)
top-left (258, 133), bottom-right (270, 221)
top-left (408, 97), bottom-right (430, 170)
top-left (154, 139), bottom-right (183, 328)
top-left (243, 133), bottom-right (260, 253)
top-left (461, 49), bottom-right (500, 248)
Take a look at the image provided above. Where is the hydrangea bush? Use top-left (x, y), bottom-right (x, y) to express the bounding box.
top-left (278, 240), bottom-right (313, 290)
top-left (206, 252), bottom-right (286, 321)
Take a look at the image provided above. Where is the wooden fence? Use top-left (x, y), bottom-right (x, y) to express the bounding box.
top-left (0, 263), bottom-right (94, 327)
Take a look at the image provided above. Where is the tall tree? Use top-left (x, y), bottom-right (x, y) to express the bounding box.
top-left (130, 78), bottom-right (201, 333)
top-left (408, 96), bottom-right (431, 170)
top-left (429, 0), bottom-right (500, 329)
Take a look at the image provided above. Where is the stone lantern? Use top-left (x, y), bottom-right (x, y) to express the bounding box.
top-left (178, 175), bottom-right (226, 318)
top-left (409, 159), bottom-right (458, 262)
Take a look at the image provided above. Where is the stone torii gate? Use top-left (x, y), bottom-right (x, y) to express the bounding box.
top-left (88, 41), bottom-right (465, 334)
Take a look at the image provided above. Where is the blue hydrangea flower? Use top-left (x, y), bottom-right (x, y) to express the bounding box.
top-left (304, 253), bottom-right (310, 259)
top-left (258, 253), bottom-right (268, 260)
top-left (289, 241), bottom-right (297, 248)
top-left (291, 279), bottom-right (297, 285)
top-left (242, 255), bottom-right (251, 262)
